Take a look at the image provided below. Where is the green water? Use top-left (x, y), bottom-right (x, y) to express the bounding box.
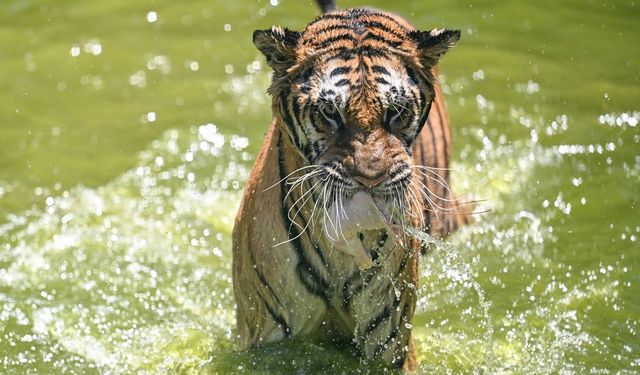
top-left (1, 0), bottom-right (638, 373)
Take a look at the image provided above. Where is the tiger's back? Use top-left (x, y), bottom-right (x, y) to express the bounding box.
top-left (233, 4), bottom-right (468, 371)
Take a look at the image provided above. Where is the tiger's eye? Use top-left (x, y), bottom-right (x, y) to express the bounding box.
top-left (322, 105), bottom-right (337, 116)
top-left (385, 107), bottom-right (411, 129)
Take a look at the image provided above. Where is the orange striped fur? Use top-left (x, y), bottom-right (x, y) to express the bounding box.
top-left (233, 4), bottom-right (468, 371)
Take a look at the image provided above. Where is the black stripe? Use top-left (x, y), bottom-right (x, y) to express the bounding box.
top-left (312, 141), bottom-right (321, 156)
top-left (432, 97), bottom-right (450, 212)
top-left (364, 32), bottom-right (405, 49)
top-left (372, 327), bottom-right (399, 357)
top-left (249, 247), bottom-right (284, 306)
top-left (372, 65), bottom-right (390, 75)
top-left (320, 88), bottom-right (336, 96)
top-left (290, 95), bottom-right (301, 124)
top-left (362, 291), bottom-right (402, 339)
top-left (290, 197), bottom-right (330, 267)
top-left (263, 295), bottom-right (293, 337)
top-left (425, 119), bottom-right (440, 199)
top-left (335, 78), bottom-right (350, 87)
top-left (362, 20), bottom-right (408, 40)
top-left (279, 89), bottom-right (302, 150)
top-left (318, 33), bottom-right (356, 49)
top-left (363, 305), bottom-right (392, 337)
top-left (314, 24), bottom-right (353, 35)
top-left (307, 9), bottom-right (409, 34)
top-left (393, 354), bottom-right (405, 369)
top-left (278, 139), bottom-right (332, 304)
top-left (330, 66), bottom-right (351, 77)
top-left (364, 13), bottom-right (411, 32)
top-left (290, 96), bottom-right (308, 154)
top-left (433, 95), bottom-right (450, 172)
top-left (297, 66), bottom-right (314, 93)
top-left (371, 302), bottom-right (410, 362)
top-left (342, 269), bottom-right (376, 310)
top-left (299, 66), bottom-right (314, 82)
top-left (406, 66), bottom-right (419, 86)
top-left (419, 138), bottom-right (432, 234)
top-left (308, 13), bottom-right (350, 26)
top-left (297, 263), bottom-right (332, 301)
top-left (309, 112), bottom-right (324, 134)
top-left (415, 91), bottom-right (430, 136)
top-left (357, 45), bottom-right (387, 58)
top-left (341, 270), bottom-right (361, 309)
top-left (393, 253), bottom-right (410, 280)
top-left (324, 47), bottom-right (355, 63)
top-left (376, 77), bottom-right (390, 85)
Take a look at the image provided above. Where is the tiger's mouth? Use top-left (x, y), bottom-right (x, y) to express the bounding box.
top-left (323, 191), bottom-right (403, 270)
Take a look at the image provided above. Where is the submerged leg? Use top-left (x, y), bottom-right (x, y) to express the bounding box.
top-left (349, 251), bottom-right (419, 370)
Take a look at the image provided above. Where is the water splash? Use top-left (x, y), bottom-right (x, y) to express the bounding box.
top-left (0, 125), bottom-right (249, 373)
top-left (407, 226), bottom-right (495, 373)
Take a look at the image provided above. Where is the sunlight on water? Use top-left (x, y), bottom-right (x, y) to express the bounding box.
top-left (407, 226), bottom-right (495, 373)
top-left (1, 72), bottom-right (638, 374)
top-left (1, 125), bottom-right (248, 372)
top-left (1, 0), bottom-right (639, 373)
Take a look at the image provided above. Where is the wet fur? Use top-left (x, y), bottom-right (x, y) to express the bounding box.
top-left (233, 3), bottom-right (470, 371)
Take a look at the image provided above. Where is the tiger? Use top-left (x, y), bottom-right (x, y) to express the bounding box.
top-left (232, 0), bottom-right (470, 371)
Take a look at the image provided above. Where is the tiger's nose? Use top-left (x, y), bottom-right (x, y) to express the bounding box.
top-left (352, 171), bottom-right (388, 189)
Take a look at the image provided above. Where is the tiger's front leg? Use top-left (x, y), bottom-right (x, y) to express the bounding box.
top-left (348, 245), bottom-right (420, 371)
top-left (233, 238), bottom-right (331, 349)
top-left (232, 131), bottom-right (331, 349)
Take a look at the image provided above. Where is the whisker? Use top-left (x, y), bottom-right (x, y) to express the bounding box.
top-left (322, 182), bottom-right (340, 241)
top-left (264, 164), bottom-right (321, 192)
top-left (412, 175), bottom-right (460, 204)
top-left (412, 167), bottom-right (453, 196)
top-left (413, 180), bottom-right (453, 213)
top-left (287, 178), bottom-right (322, 228)
top-left (273, 173), bottom-right (327, 248)
top-left (411, 164), bottom-right (464, 173)
top-left (412, 173), bottom-right (484, 212)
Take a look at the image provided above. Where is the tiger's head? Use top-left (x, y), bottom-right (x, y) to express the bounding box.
top-left (254, 8), bottom-right (459, 235)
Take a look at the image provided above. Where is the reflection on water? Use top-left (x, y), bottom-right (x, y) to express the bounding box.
top-left (1, 0), bottom-right (639, 373)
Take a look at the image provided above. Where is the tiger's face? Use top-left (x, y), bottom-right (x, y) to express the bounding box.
top-left (291, 51), bottom-right (426, 196)
top-left (255, 8), bottom-right (459, 231)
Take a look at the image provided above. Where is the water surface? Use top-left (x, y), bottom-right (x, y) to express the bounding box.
top-left (1, 0), bottom-right (638, 373)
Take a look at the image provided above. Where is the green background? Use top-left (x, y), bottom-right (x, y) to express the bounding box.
top-left (0, 0), bottom-right (638, 373)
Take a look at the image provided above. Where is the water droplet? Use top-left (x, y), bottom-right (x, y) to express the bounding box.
top-left (70, 45), bottom-right (81, 57)
top-left (186, 60), bottom-right (199, 71)
top-left (146, 11), bottom-right (158, 23)
top-left (83, 40), bottom-right (102, 56)
top-left (472, 69), bottom-right (485, 81)
top-left (129, 70), bottom-right (146, 88)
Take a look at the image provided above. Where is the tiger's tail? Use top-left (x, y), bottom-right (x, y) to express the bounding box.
top-left (316, 0), bottom-right (336, 13)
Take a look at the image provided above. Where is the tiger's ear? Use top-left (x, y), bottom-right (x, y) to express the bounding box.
top-left (410, 29), bottom-right (461, 67)
top-left (253, 27), bottom-right (301, 73)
